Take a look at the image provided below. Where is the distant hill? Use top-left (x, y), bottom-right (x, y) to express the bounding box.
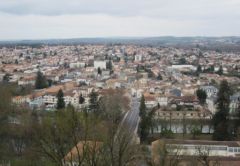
top-left (1, 36), bottom-right (240, 52)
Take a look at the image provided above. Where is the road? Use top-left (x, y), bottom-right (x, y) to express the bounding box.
top-left (118, 96), bottom-right (140, 136)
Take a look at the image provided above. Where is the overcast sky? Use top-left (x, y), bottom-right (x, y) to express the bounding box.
top-left (0, 0), bottom-right (240, 40)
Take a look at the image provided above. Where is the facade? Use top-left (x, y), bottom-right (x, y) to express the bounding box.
top-left (134, 54), bottom-right (143, 62)
top-left (153, 139), bottom-right (240, 157)
top-left (206, 97), bottom-right (217, 114)
top-left (200, 85), bottom-right (218, 98)
top-left (230, 92), bottom-right (240, 114)
top-left (69, 62), bottom-right (85, 68)
top-left (94, 61), bottom-right (107, 69)
top-left (157, 96), bottom-right (168, 106)
top-left (152, 139), bottom-right (240, 166)
top-left (29, 96), bottom-right (44, 109)
top-left (155, 109), bottom-right (211, 120)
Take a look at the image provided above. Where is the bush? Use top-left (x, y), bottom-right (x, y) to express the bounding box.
top-left (161, 129), bottom-right (174, 138)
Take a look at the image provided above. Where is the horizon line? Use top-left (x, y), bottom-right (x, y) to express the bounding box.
top-left (1, 35), bottom-right (240, 43)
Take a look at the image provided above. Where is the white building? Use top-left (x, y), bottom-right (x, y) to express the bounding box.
top-left (200, 85), bottom-right (218, 98)
top-left (94, 61), bottom-right (106, 69)
top-left (69, 62), bottom-right (85, 68)
top-left (135, 54), bottom-right (143, 62)
top-left (152, 139), bottom-right (240, 158)
top-left (206, 97), bottom-right (217, 114)
top-left (157, 96), bottom-right (168, 106)
top-left (230, 92), bottom-right (240, 114)
top-left (170, 65), bottom-right (197, 71)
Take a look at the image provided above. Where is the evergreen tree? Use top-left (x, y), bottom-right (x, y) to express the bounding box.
top-left (234, 100), bottom-right (240, 137)
top-left (157, 73), bottom-right (163, 80)
top-left (79, 94), bottom-right (85, 104)
top-left (88, 90), bottom-right (99, 113)
top-left (212, 80), bottom-right (232, 140)
top-left (210, 65), bottom-right (215, 73)
top-left (139, 95), bottom-right (146, 117)
top-left (138, 95), bottom-right (151, 142)
top-left (179, 58), bottom-right (187, 65)
top-left (196, 65), bottom-right (202, 73)
top-left (2, 73), bottom-right (11, 83)
top-left (56, 89), bottom-right (65, 110)
top-left (35, 70), bottom-right (48, 89)
top-left (97, 67), bottom-right (102, 75)
top-left (196, 89), bottom-right (207, 105)
top-left (107, 60), bottom-right (113, 71)
top-left (107, 60), bottom-right (114, 74)
top-left (139, 116), bottom-right (149, 142)
top-left (136, 64), bottom-right (140, 73)
top-left (217, 66), bottom-right (223, 75)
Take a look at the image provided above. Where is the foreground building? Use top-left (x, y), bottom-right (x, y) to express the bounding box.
top-left (152, 139), bottom-right (240, 166)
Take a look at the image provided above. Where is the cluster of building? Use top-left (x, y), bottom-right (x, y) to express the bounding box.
top-left (1, 44), bottom-right (240, 165)
top-left (0, 44), bottom-right (239, 116)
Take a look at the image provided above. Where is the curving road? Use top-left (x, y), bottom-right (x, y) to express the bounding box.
top-left (118, 96), bottom-right (140, 136)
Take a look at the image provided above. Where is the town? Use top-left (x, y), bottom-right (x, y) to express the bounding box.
top-left (0, 40), bottom-right (240, 166)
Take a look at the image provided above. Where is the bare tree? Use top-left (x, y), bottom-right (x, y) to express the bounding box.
top-left (194, 146), bottom-right (220, 166)
top-left (152, 141), bottom-right (182, 166)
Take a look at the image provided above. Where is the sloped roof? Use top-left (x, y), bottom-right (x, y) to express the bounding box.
top-left (64, 141), bottom-right (103, 161)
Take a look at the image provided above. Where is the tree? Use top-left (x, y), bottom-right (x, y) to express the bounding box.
top-left (138, 95), bottom-right (155, 142)
top-left (107, 60), bottom-right (114, 75)
top-left (196, 89), bottom-right (207, 105)
top-left (98, 89), bottom-right (129, 123)
top-left (217, 66), bottom-right (223, 75)
top-left (195, 145), bottom-right (220, 166)
top-left (147, 109), bottom-right (156, 134)
top-left (212, 80), bottom-right (232, 140)
top-left (47, 79), bottom-right (53, 87)
top-left (79, 94), bottom-right (85, 104)
top-left (43, 52), bottom-right (47, 58)
top-left (0, 85), bottom-right (12, 159)
top-left (88, 90), bottom-right (99, 113)
top-left (0, 85), bottom-right (145, 165)
top-left (106, 60), bottom-right (113, 71)
top-left (139, 95), bottom-right (146, 117)
top-left (35, 70), bottom-right (48, 89)
top-left (33, 109), bottom-right (79, 166)
top-left (96, 89), bottom-right (138, 166)
top-left (179, 58), bottom-right (187, 65)
top-left (210, 65), bottom-right (215, 73)
top-left (97, 67), bottom-right (102, 75)
top-left (56, 89), bottom-right (65, 110)
top-left (235, 100), bottom-right (240, 137)
top-left (2, 73), bottom-right (11, 83)
top-left (138, 95), bottom-right (148, 142)
top-left (190, 126), bottom-right (201, 139)
top-left (196, 65), bottom-right (202, 73)
top-left (157, 73), bottom-right (163, 80)
top-left (152, 141), bottom-right (181, 166)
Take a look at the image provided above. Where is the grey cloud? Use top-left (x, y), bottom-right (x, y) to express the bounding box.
top-left (1, 0), bottom-right (240, 19)
top-left (0, 0), bottom-right (240, 40)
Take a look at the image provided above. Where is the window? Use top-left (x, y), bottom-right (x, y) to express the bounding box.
top-left (215, 146), bottom-right (227, 151)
